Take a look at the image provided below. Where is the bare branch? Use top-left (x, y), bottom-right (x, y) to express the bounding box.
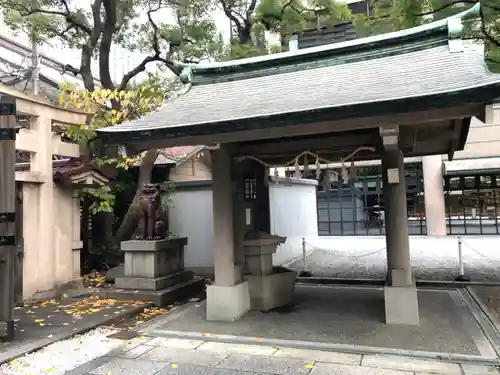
top-left (117, 3), bottom-right (180, 91)
top-left (218, 0), bottom-right (244, 32)
top-left (414, 0), bottom-right (477, 16)
top-left (246, 0), bottom-right (258, 19)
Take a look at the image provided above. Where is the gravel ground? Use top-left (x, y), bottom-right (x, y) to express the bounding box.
top-left (288, 245), bottom-right (500, 281)
top-left (0, 327), bottom-right (123, 375)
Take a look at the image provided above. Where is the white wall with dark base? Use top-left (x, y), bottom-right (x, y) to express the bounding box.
top-left (168, 177), bottom-right (319, 274)
top-left (168, 181), bottom-right (214, 275)
top-left (269, 177), bottom-right (319, 266)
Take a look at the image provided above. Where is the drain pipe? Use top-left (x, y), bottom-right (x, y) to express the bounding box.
top-left (455, 236), bottom-right (470, 282)
top-left (299, 237), bottom-right (312, 277)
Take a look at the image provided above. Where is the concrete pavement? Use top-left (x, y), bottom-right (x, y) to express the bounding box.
top-left (63, 334), bottom-right (500, 375)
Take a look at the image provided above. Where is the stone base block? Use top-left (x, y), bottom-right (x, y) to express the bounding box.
top-left (246, 269), bottom-right (297, 311)
top-left (384, 285), bottom-right (420, 326)
top-left (108, 278), bottom-right (205, 307)
top-left (122, 238), bottom-right (187, 279)
top-left (115, 271), bottom-right (193, 291)
top-left (0, 321), bottom-right (14, 341)
top-left (206, 282), bottom-right (250, 322)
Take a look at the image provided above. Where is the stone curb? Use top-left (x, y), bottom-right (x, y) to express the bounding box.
top-left (0, 302), bottom-right (152, 366)
top-left (466, 286), bottom-right (500, 335)
top-left (144, 327), bottom-right (500, 366)
top-left (464, 286), bottom-right (500, 356)
top-left (137, 297), bottom-right (500, 366)
top-left (296, 277), bottom-right (500, 288)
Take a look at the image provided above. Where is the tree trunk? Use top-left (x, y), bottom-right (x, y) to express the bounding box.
top-left (115, 148), bottom-right (158, 242)
top-left (100, 0), bottom-right (117, 89)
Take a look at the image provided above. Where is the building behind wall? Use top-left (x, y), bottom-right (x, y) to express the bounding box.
top-left (291, 1), bottom-right (500, 237)
top-left (295, 106), bottom-right (500, 238)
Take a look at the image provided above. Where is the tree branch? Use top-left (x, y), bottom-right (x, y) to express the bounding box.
top-left (218, 0), bottom-right (244, 33)
top-left (480, 5), bottom-right (500, 47)
top-left (117, 4), bottom-right (180, 91)
top-left (414, 0), bottom-right (477, 16)
top-left (79, 0), bottom-right (103, 91)
top-left (13, 0), bottom-right (93, 35)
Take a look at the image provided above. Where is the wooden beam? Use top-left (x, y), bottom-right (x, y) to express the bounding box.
top-left (0, 84), bottom-right (88, 125)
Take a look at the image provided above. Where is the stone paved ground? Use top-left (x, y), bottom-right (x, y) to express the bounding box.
top-left (63, 335), bottom-right (500, 375)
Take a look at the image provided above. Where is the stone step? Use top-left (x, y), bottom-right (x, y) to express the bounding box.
top-left (115, 270), bottom-right (194, 291)
top-left (107, 278), bottom-right (206, 307)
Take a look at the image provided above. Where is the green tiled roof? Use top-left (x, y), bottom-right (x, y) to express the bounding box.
top-left (98, 3), bottom-right (500, 143)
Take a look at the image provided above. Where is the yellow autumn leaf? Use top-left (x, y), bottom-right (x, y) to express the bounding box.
top-left (305, 364), bottom-right (314, 369)
top-left (171, 364), bottom-right (178, 369)
top-left (44, 367), bottom-right (56, 372)
top-left (34, 319), bottom-right (45, 323)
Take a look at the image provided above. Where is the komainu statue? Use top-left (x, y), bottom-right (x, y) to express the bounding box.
top-left (137, 183), bottom-right (167, 240)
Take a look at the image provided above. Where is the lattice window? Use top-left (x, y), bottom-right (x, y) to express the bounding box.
top-left (15, 150), bottom-right (32, 164)
top-left (244, 178), bottom-right (257, 201)
top-left (16, 115), bottom-right (31, 130)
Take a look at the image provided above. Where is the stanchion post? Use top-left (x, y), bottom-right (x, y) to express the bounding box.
top-left (455, 235), bottom-right (470, 282)
top-left (299, 237), bottom-right (312, 277)
top-left (0, 95), bottom-right (16, 341)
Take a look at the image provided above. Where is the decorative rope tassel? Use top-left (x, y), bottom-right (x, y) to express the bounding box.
top-left (341, 161), bottom-right (349, 184)
top-left (303, 154), bottom-right (309, 179)
top-left (331, 170), bottom-right (338, 182)
top-left (274, 167), bottom-right (279, 180)
top-left (322, 167), bottom-right (332, 190)
top-left (294, 157), bottom-right (301, 178)
top-left (315, 156), bottom-right (321, 180)
top-left (349, 160), bottom-right (356, 180)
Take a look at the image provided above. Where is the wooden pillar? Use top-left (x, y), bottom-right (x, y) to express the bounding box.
top-left (0, 96), bottom-right (17, 340)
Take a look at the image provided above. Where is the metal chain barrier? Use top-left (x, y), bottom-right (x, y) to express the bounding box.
top-left (460, 237), bottom-right (500, 265)
top-left (297, 236), bottom-right (497, 281)
top-left (298, 238), bottom-right (386, 276)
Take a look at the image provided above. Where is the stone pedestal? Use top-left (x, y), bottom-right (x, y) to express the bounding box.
top-left (111, 238), bottom-right (205, 306)
top-left (384, 285), bottom-right (420, 326)
top-left (243, 231), bottom-right (297, 311)
top-left (206, 282), bottom-right (251, 321)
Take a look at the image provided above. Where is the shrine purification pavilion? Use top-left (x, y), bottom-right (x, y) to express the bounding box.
top-left (98, 3), bottom-right (500, 325)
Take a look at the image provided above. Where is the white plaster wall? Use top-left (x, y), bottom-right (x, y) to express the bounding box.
top-left (167, 178), bottom-right (318, 273)
top-left (169, 188), bottom-right (215, 272)
top-left (53, 186), bottom-right (76, 285)
top-left (22, 183), bottom-right (81, 299)
top-left (269, 179), bottom-right (319, 265)
top-left (22, 183), bottom-right (42, 299)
